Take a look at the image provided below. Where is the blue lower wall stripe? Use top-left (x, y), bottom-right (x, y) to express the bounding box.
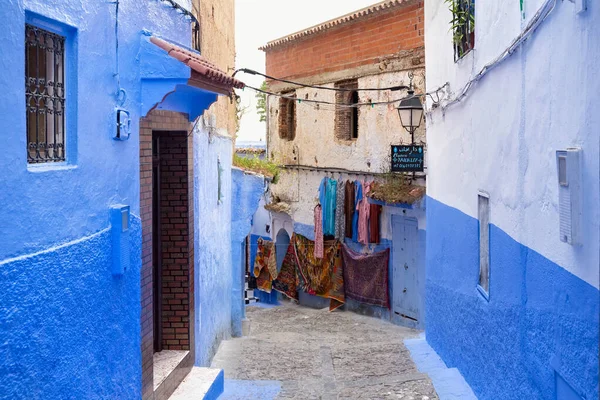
top-left (426, 196), bottom-right (599, 400)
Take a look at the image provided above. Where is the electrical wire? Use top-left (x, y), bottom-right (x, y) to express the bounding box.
top-left (237, 0), bottom-right (558, 115)
top-left (428, 0), bottom-right (558, 113)
top-left (234, 68), bottom-right (410, 92)
top-left (245, 84), bottom-right (412, 109)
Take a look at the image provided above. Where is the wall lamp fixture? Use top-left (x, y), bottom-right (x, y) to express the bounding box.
top-left (397, 74), bottom-right (424, 144)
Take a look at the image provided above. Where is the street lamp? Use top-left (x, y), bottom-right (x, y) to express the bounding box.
top-left (397, 87), bottom-right (424, 144)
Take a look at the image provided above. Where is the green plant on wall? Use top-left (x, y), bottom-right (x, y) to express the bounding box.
top-left (445, 0), bottom-right (475, 59)
top-left (256, 81), bottom-right (267, 123)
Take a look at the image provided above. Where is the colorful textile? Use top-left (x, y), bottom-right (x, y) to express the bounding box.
top-left (341, 245), bottom-right (390, 308)
top-left (319, 177), bottom-right (327, 232)
top-left (314, 205), bottom-right (324, 259)
top-left (357, 182), bottom-right (371, 244)
top-left (369, 203), bottom-right (382, 244)
top-left (335, 179), bottom-right (346, 240)
top-left (352, 180), bottom-right (363, 241)
top-left (325, 178), bottom-right (337, 236)
top-left (293, 234), bottom-right (345, 311)
top-left (344, 180), bottom-right (355, 239)
top-left (253, 238), bottom-right (277, 293)
top-left (272, 237), bottom-right (299, 301)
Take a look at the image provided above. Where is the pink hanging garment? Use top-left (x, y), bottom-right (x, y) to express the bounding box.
top-left (357, 182), bottom-right (371, 245)
top-left (314, 204), bottom-right (324, 258)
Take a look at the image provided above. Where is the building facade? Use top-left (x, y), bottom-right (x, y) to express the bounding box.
top-left (262, 0), bottom-right (428, 327)
top-left (424, 0), bottom-right (599, 399)
top-left (0, 0), bottom-right (246, 399)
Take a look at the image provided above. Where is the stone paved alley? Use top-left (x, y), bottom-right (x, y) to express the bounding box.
top-left (211, 303), bottom-right (438, 399)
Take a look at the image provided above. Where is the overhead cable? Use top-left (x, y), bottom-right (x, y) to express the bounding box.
top-left (429, 0), bottom-right (558, 113)
top-left (234, 68), bottom-right (410, 92)
top-left (245, 84), bottom-right (412, 109)
top-left (236, 0), bottom-right (558, 115)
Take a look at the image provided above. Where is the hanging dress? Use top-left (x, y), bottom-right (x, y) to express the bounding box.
top-left (335, 178), bottom-right (346, 239)
top-left (314, 204), bottom-right (324, 259)
top-left (357, 182), bottom-right (371, 245)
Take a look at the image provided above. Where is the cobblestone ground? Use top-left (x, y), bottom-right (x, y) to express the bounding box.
top-left (211, 302), bottom-right (439, 400)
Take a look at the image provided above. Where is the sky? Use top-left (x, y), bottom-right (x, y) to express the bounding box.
top-left (234, 0), bottom-right (380, 143)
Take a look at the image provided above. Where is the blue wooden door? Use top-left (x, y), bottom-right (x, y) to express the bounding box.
top-left (392, 216), bottom-right (419, 322)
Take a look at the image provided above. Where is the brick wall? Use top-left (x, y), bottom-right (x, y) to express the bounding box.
top-left (264, 0), bottom-right (424, 80)
top-left (158, 133), bottom-right (190, 351)
top-left (139, 110), bottom-right (194, 400)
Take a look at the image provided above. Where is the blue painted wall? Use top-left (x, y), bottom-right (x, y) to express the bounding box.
top-left (230, 169), bottom-right (266, 335)
top-left (0, 217), bottom-right (142, 399)
top-left (426, 197), bottom-right (599, 400)
top-left (193, 128), bottom-right (233, 366)
top-left (0, 0), bottom-right (197, 397)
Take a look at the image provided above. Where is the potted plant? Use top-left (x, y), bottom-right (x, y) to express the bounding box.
top-left (445, 0), bottom-right (475, 59)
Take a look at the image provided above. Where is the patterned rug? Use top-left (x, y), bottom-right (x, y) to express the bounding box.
top-left (272, 237), bottom-right (299, 301)
top-left (294, 234), bottom-right (345, 311)
top-left (341, 245), bottom-right (390, 309)
top-left (254, 238), bottom-right (277, 293)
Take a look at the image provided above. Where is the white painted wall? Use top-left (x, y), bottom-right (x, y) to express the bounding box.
top-left (425, 0), bottom-right (599, 288)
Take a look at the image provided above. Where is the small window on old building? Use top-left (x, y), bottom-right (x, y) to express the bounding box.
top-left (335, 80), bottom-right (359, 141)
top-left (478, 193), bottom-right (490, 298)
top-left (278, 92), bottom-right (296, 141)
top-left (192, 20), bottom-right (201, 52)
top-left (448, 0), bottom-right (475, 61)
top-left (26, 24), bottom-right (66, 164)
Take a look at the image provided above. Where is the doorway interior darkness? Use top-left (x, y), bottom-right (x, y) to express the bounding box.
top-left (152, 131), bottom-right (191, 353)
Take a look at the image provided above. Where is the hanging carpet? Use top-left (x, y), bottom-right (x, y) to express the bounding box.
top-left (272, 236), bottom-right (299, 301)
top-left (341, 245), bottom-right (390, 309)
top-left (253, 238), bottom-right (278, 293)
top-left (294, 234), bottom-right (345, 311)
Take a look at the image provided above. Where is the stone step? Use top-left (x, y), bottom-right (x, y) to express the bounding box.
top-left (168, 367), bottom-right (224, 400)
top-left (404, 336), bottom-right (478, 400)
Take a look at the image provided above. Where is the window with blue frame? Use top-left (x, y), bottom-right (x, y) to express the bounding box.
top-left (478, 193), bottom-right (490, 297)
top-left (26, 24), bottom-right (66, 163)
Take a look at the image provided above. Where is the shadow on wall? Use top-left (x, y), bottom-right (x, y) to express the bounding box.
top-left (231, 168), bottom-right (267, 337)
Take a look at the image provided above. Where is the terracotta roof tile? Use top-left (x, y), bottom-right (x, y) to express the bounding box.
top-left (150, 36), bottom-right (245, 91)
top-left (260, 0), bottom-right (412, 51)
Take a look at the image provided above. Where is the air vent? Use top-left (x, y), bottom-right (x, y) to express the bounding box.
top-left (556, 148), bottom-right (582, 245)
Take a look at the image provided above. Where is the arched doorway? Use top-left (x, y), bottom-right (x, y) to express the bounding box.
top-left (275, 229), bottom-right (291, 273)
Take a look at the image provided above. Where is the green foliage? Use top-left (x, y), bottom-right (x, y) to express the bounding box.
top-left (444, 0), bottom-right (475, 58)
top-left (256, 81), bottom-right (267, 123)
top-left (233, 153), bottom-right (280, 183)
top-left (234, 95), bottom-right (249, 134)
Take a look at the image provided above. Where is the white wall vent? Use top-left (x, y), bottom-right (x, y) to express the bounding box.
top-left (556, 148), bottom-right (583, 245)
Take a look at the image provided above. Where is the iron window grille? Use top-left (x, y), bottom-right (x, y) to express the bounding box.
top-left (449, 0), bottom-right (475, 61)
top-left (25, 24), bottom-right (66, 164)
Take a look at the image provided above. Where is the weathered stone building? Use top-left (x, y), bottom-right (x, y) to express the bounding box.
top-left (262, 0), bottom-right (428, 328)
top-left (193, 0), bottom-right (237, 138)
